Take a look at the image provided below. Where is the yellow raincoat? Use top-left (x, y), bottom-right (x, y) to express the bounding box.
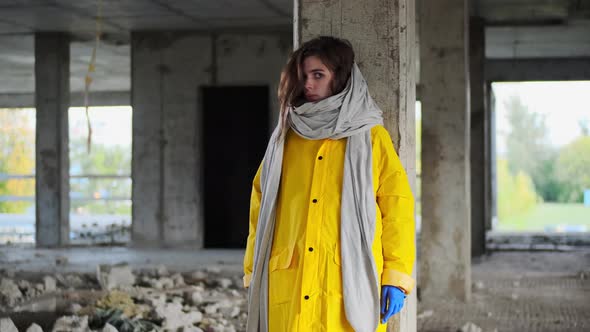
top-left (244, 125), bottom-right (415, 332)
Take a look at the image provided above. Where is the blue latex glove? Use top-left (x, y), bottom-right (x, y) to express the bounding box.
top-left (380, 286), bottom-right (407, 323)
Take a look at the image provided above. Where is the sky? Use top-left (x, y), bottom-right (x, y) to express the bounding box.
top-left (69, 106), bottom-right (132, 147)
top-left (492, 81), bottom-right (590, 155)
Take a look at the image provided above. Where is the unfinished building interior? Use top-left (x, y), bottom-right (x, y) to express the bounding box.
top-left (0, 0), bottom-right (589, 331)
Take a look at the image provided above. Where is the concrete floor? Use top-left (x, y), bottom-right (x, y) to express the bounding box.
top-left (0, 245), bottom-right (245, 275)
top-left (1, 245), bottom-right (589, 331)
top-left (418, 248), bottom-right (590, 332)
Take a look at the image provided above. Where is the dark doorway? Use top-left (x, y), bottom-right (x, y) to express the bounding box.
top-left (202, 86), bottom-right (269, 248)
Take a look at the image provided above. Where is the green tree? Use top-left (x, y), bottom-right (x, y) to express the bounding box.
top-left (0, 109), bottom-right (35, 213)
top-left (69, 137), bottom-right (131, 215)
top-left (497, 159), bottom-right (539, 222)
top-left (555, 136), bottom-right (590, 203)
top-left (504, 96), bottom-right (557, 201)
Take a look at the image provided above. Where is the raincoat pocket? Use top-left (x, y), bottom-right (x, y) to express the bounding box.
top-left (269, 246), bottom-right (296, 305)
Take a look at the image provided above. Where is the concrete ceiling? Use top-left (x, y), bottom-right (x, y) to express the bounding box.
top-left (0, 0), bottom-right (589, 97)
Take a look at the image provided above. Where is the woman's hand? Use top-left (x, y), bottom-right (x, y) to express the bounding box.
top-left (380, 285), bottom-right (407, 323)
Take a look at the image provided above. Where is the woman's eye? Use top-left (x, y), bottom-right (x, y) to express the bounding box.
top-left (314, 73), bottom-right (323, 79)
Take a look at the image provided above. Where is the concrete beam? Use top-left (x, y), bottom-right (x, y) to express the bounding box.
top-left (420, 0), bottom-right (471, 301)
top-left (34, 33), bottom-right (70, 247)
top-left (486, 25), bottom-right (590, 59)
top-left (0, 91), bottom-right (130, 108)
top-left (485, 57), bottom-right (590, 82)
top-left (295, 0), bottom-right (417, 330)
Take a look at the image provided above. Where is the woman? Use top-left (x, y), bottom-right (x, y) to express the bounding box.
top-left (243, 36), bottom-right (415, 332)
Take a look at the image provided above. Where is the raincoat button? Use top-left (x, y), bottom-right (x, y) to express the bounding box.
top-left (308, 247), bottom-right (314, 252)
top-left (312, 199), bottom-right (318, 203)
top-left (318, 156), bottom-right (323, 160)
top-left (304, 295), bottom-right (310, 300)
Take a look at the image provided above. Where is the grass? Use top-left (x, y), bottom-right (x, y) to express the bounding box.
top-left (497, 202), bottom-right (590, 232)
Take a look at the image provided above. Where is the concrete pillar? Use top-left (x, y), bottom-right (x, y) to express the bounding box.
top-left (34, 33), bottom-right (70, 247)
top-left (131, 32), bottom-right (211, 247)
top-left (295, 0), bottom-right (417, 331)
top-left (470, 17), bottom-right (487, 257)
top-left (419, 0), bottom-right (471, 302)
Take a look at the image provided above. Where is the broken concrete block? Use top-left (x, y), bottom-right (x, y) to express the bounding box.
top-left (218, 278), bottom-right (232, 289)
top-left (154, 302), bottom-right (203, 330)
top-left (43, 276), bottom-right (57, 292)
top-left (97, 264), bottom-right (136, 290)
top-left (205, 303), bottom-right (219, 314)
top-left (191, 270), bottom-right (207, 280)
top-left (459, 322), bottom-right (482, 332)
top-left (0, 318), bottom-right (18, 332)
top-left (52, 315), bottom-right (90, 332)
top-left (182, 327), bottom-right (204, 332)
top-left (26, 323), bottom-right (44, 332)
top-left (172, 273), bottom-right (185, 286)
top-left (189, 290), bottom-right (204, 305)
top-left (101, 323), bottom-right (117, 332)
top-left (156, 264), bottom-right (169, 277)
top-left (1, 278), bottom-right (23, 307)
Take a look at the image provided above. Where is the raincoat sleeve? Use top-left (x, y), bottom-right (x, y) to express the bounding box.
top-left (374, 126), bottom-right (416, 294)
top-left (243, 162), bottom-right (263, 288)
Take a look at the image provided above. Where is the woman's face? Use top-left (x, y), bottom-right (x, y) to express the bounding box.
top-left (302, 55), bottom-right (334, 102)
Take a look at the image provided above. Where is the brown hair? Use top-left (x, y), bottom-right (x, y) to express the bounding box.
top-left (277, 36), bottom-right (355, 134)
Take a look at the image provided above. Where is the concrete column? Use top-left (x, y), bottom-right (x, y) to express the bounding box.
top-left (470, 17), bottom-right (487, 257)
top-left (131, 32), bottom-right (211, 247)
top-left (295, 0), bottom-right (417, 331)
top-left (419, 0), bottom-right (471, 302)
top-left (34, 33), bottom-right (70, 247)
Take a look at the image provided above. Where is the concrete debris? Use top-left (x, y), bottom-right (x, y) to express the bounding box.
top-left (2, 266), bottom-right (248, 332)
top-left (205, 266), bottom-right (222, 274)
top-left (153, 302), bottom-right (203, 330)
top-left (458, 322), bottom-right (482, 332)
top-left (474, 280), bottom-right (485, 290)
top-left (70, 302), bottom-right (83, 314)
top-left (191, 270), bottom-right (208, 280)
top-left (0, 318), bottom-right (18, 332)
top-left (55, 274), bottom-right (86, 289)
top-left (43, 276), bottom-right (57, 292)
top-left (156, 264), bottom-right (169, 277)
top-left (182, 327), bottom-right (205, 332)
top-left (218, 278), bottom-right (233, 289)
top-left (26, 323), bottom-right (44, 332)
top-left (101, 323), bottom-right (118, 332)
top-left (511, 293), bottom-right (519, 300)
top-left (52, 315), bottom-right (90, 332)
top-left (97, 264), bottom-right (136, 290)
top-left (189, 289), bottom-right (204, 305)
top-left (1, 278), bottom-right (23, 307)
top-left (172, 273), bottom-right (186, 286)
top-left (204, 303), bottom-right (219, 314)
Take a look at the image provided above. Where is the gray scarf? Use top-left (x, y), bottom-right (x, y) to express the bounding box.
top-left (247, 63), bottom-right (384, 332)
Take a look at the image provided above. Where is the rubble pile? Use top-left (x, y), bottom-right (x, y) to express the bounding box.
top-left (0, 265), bottom-right (248, 332)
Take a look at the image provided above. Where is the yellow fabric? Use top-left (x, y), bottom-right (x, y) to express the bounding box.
top-left (243, 125), bottom-right (415, 332)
